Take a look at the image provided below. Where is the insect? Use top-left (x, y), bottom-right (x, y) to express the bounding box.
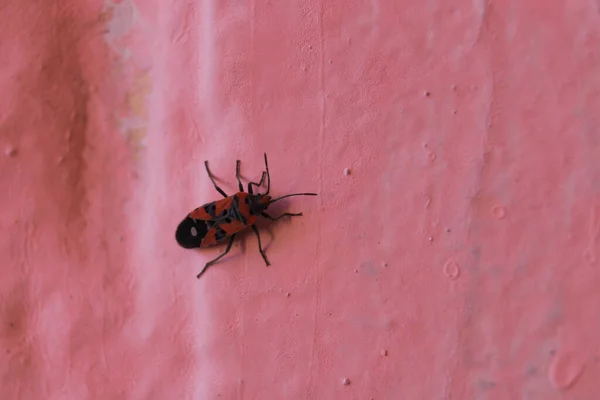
top-left (175, 153), bottom-right (317, 278)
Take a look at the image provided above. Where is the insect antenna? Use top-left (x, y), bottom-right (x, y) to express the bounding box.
top-left (270, 192), bottom-right (318, 204)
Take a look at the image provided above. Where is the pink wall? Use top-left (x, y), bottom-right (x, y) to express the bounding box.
top-left (2, 0), bottom-right (600, 398)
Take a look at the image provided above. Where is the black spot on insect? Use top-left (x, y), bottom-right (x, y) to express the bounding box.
top-left (203, 202), bottom-right (217, 217)
top-left (175, 217), bottom-right (209, 249)
top-left (220, 209), bottom-right (227, 217)
top-left (224, 217), bottom-right (232, 223)
top-left (214, 227), bottom-right (227, 242)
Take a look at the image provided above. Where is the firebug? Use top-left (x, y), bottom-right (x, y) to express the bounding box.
top-left (176, 153), bottom-right (317, 278)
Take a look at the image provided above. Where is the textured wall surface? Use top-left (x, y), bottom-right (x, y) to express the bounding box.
top-left (2, 0), bottom-right (600, 399)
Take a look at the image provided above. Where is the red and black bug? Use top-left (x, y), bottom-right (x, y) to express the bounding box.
top-left (176, 153), bottom-right (317, 278)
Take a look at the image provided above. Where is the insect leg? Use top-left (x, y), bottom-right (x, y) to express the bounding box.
top-left (204, 160), bottom-right (228, 198)
top-left (196, 234), bottom-right (236, 279)
top-left (263, 153), bottom-right (271, 195)
top-left (247, 171), bottom-right (266, 195)
top-left (250, 225), bottom-right (270, 266)
top-left (235, 160), bottom-right (244, 192)
top-left (261, 211), bottom-right (303, 221)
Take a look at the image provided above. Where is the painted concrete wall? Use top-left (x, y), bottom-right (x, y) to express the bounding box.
top-left (2, 0), bottom-right (600, 399)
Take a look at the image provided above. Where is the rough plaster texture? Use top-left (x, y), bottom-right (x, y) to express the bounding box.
top-left (2, 0), bottom-right (600, 399)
